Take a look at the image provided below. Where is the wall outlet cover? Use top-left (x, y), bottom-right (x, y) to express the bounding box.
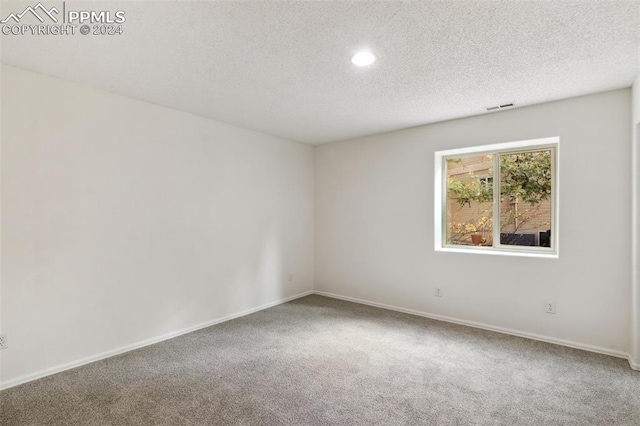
top-left (545, 301), bottom-right (556, 314)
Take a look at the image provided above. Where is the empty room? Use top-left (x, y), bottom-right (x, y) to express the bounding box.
top-left (1, 1), bottom-right (640, 425)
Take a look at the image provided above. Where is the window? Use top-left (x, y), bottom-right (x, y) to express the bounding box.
top-left (434, 137), bottom-right (558, 257)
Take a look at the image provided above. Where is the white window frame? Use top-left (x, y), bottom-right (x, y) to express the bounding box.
top-left (434, 137), bottom-right (559, 258)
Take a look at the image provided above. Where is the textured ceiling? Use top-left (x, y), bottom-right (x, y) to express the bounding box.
top-left (2, 1), bottom-right (639, 144)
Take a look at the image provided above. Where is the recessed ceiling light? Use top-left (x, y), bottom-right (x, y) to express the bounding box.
top-left (351, 51), bottom-right (376, 67)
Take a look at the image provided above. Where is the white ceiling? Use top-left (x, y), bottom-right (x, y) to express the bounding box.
top-left (2, 1), bottom-right (639, 144)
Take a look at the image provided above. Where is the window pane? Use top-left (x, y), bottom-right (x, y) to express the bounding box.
top-left (445, 154), bottom-right (494, 246)
top-left (498, 150), bottom-right (552, 247)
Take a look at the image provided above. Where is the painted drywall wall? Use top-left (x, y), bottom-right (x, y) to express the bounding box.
top-left (0, 43), bottom-right (3, 377)
top-left (315, 89), bottom-right (632, 355)
top-left (632, 73), bottom-right (640, 368)
top-left (0, 65), bottom-right (314, 385)
top-left (634, 74), bottom-right (640, 125)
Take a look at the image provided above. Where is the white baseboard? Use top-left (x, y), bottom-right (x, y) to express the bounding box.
top-left (628, 355), bottom-right (640, 371)
top-left (0, 290), bottom-right (314, 391)
top-left (313, 290), bottom-right (634, 365)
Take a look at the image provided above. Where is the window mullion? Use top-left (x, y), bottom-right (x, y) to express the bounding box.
top-left (493, 153), bottom-right (500, 248)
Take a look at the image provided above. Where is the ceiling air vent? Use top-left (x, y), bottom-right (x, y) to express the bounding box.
top-left (486, 103), bottom-right (514, 112)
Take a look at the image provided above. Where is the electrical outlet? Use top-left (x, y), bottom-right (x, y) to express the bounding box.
top-left (0, 334), bottom-right (7, 350)
top-left (435, 287), bottom-right (442, 297)
top-left (545, 301), bottom-right (556, 314)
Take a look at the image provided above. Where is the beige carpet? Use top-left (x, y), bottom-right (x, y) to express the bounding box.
top-left (2, 295), bottom-right (640, 425)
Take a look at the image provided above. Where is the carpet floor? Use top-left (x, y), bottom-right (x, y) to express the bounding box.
top-left (1, 294), bottom-right (640, 425)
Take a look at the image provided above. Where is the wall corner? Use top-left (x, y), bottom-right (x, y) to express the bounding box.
top-left (631, 71), bottom-right (640, 367)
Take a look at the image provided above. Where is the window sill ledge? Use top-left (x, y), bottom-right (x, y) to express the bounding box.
top-left (435, 246), bottom-right (558, 259)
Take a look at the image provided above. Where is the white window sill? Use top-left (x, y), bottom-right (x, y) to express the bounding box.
top-left (435, 246), bottom-right (558, 259)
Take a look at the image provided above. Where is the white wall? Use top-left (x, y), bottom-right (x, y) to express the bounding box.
top-left (632, 73), bottom-right (640, 367)
top-left (634, 73), bottom-right (640, 125)
top-left (315, 89), bottom-right (632, 356)
top-left (0, 64), bottom-right (314, 386)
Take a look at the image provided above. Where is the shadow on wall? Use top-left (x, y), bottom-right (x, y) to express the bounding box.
top-left (154, 222), bottom-right (287, 335)
top-left (216, 223), bottom-right (288, 321)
